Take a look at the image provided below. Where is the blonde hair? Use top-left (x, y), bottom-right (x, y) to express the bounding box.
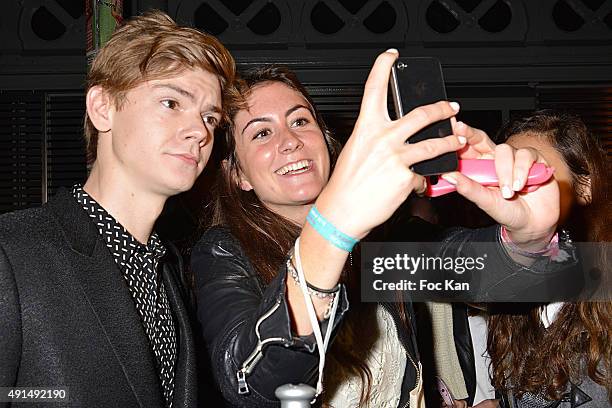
top-left (84, 10), bottom-right (236, 164)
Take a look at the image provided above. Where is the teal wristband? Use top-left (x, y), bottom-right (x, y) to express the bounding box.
top-left (306, 206), bottom-right (358, 252)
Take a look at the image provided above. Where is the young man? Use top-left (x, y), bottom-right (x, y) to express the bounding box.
top-left (0, 11), bottom-right (235, 408)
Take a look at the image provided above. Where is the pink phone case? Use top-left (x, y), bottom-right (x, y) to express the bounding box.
top-left (425, 159), bottom-right (554, 197)
top-left (437, 377), bottom-right (456, 407)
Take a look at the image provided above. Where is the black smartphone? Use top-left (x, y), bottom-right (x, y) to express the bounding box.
top-left (389, 57), bottom-right (458, 176)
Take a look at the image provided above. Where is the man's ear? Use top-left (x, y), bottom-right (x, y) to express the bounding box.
top-left (222, 159), bottom-right (253, 191)
top-left (86, 86), bottom-right (113, 134)
top-left (576, 176), bottom-right (592, 205)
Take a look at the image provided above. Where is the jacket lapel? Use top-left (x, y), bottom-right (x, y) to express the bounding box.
top-left (48, 189), bottom-right (164, 408)
top-left (162, 253), bottom-right (196, 408)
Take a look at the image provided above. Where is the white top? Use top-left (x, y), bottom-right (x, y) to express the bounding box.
top-left (324, 305), bottom-right (408, 407)
top-left (540, 302), bottom-right (564, 328)
top-left (468, 314), bottom-right (496, 405)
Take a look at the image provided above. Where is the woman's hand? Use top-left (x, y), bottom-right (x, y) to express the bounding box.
top-left (296, 49), bottom-right (464, 302)
top-left (443, 121), bottom-right (560, 249)
top-left (296, 48), bottom-right (464, 332)
top-left (315, 49), bottom-right (466, 240)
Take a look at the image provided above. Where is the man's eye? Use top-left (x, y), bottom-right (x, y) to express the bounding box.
top-left (203, 115), bottom-right (219, 127)
top-left (161, 100), bottom-right (178, 109)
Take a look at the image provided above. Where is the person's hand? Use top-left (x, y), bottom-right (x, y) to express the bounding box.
top-left (442, 121), bottom-right (559, 248)
top-left (293, 49), bottom-right (464, 330)
top-left (316, 49), bottom-right (466, 239)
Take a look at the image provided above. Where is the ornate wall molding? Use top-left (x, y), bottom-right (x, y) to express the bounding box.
top-left (0, 0), bottom-right (610, 88)
top-left (168, 0), bottom-right (611, 48)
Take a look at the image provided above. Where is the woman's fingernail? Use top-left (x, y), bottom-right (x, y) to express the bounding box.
top-left (386, 48), bottom-right (399, 54)
top-left (513, 180), bottom-right (522, 191)
top-left (449, 101), bottom-right (460, 111)
top-left (501, 185), bottom-right (514, 199)
top-left (458, 136), bottom-right (467, 144)
top-left (442, 174), bottom-right (457, 185)
top-left (456, 121), bottom-right (465, 129)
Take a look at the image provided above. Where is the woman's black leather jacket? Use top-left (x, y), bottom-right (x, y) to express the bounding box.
top-left (192, 223), bottom-right (579, 407)
top-left (191, 226), bottom-right (349, 407)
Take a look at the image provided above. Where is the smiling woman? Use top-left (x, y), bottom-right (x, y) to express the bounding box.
top-left (191, 60), bottom-right (461, 407)
top-left (232, 81), bottom-right (331, 223)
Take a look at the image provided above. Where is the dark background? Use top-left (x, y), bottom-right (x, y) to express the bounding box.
top-left (1, 0), bottom-right (611, 240)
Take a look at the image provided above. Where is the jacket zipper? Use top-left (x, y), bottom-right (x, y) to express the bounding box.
top-left (380, 302), bottom-right (420, 408)
top-left (236, 296), bottom-right (287, 395)
top-left (401, 351), bottom-right (420, 408)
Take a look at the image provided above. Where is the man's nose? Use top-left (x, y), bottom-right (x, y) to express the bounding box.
top-left (183, 116), bottom-right (211, 146)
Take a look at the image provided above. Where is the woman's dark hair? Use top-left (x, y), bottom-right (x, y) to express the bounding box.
top-left (488, 110), bottom-right (611, 402)
top-left (207, 65), bottom-right (376, 403)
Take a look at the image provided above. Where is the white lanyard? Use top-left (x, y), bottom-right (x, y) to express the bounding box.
top-left (293, 237), bottom-right (340, 400)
